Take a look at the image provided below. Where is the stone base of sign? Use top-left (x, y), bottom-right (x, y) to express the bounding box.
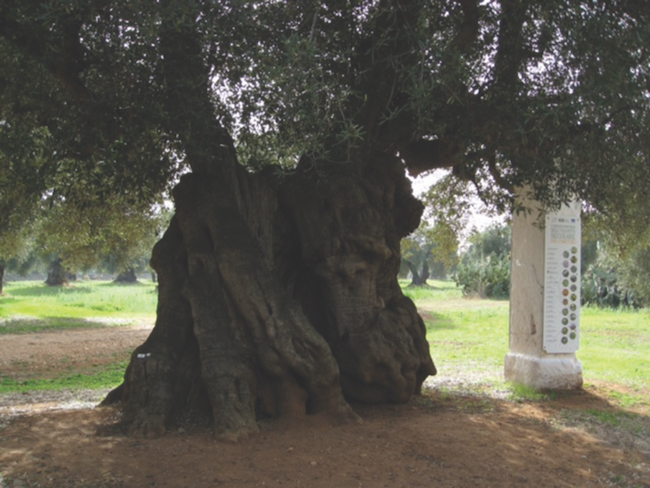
top-left (504, 352), bottom-right (583, 390)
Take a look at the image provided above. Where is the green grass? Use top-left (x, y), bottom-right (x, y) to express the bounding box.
top-left (411, 279), bottom-right (510, 373)
top-left (409, 279), bottom-right (650, 408)
top-left (1, 277), bottom-right (649, 410)
top-left (580, 307), bottom-right (650, 390)
top-left (0, 280), bottom-right (157, 333)
top-left (0, 361), bottom-right (128, 394)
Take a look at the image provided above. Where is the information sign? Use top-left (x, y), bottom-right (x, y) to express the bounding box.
top-left (543, 204), bottom-right (581, 353)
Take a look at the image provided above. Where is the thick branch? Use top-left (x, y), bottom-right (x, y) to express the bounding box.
top-left (493, 0), bottom-right (529, 90)
top-left (159, 24), bottom-right (233, 177)
top-left (399, 139), bottom-right (462, 177)
top-left (453, 0), bottom-right (480, 52)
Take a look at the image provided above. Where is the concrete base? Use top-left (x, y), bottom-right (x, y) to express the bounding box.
top-left (504, 352), bottom-right (583, 390)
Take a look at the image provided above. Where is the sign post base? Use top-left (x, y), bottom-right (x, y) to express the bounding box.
top-left (504, 353), bottom-right (583, 390)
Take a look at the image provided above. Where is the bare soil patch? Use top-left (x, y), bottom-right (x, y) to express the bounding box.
top-left (0, 321), bottom-right (152, 381)
top-left (1, 325), bottom-right (649, 488)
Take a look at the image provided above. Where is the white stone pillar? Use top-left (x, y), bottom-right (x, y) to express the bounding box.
top-left (504, 192), bottom-right (583, 390)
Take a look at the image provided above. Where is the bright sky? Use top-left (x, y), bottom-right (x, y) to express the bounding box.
top-left (408, 170), bottom-right (502, 234)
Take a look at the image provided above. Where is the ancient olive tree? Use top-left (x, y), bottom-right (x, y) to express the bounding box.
top-left (1, 0), bottom-right (649, 438)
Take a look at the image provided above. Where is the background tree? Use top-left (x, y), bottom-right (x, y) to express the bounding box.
top-left (33, 196), bottom-right (167, 285)
top-left (402, 221), bottom-right (459, 286)
top-left (1, 0), bottom-right (649, 439)
top-left (0, 125), bottom-right (49, 292)
top-left (455, 223), bottom-right (512, 299)
top-left (581, 201), bottom-right (650, 308)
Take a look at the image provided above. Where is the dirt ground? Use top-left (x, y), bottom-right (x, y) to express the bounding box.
top-left (1, 324), bottom-right (649, 488)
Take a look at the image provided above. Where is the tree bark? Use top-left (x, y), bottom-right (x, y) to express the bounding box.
top-left (104, 153), bottom-right (436, 437)
top-left (102, 20), bottom-right (435, 439)
top-left (405, 260), bottom-right (430, 286)
top-left (45, 258), bottom-right (68, 286)
top-left (0, 260), bottom-right (5, 294)
top-left (114, 267), bottom-right (138, 283)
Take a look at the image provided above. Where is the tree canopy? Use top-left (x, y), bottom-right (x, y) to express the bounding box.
top-left (1, 0), bottom-right (649, 216)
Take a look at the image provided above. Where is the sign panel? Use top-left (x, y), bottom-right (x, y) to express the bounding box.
top-left (543, 203), bottom-right (581, 353)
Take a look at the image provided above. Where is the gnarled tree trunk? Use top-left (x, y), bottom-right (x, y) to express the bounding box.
top-left (104, 154), bottom-right (436, 438)
top-left (405, 260), bottom-right (430, 287)
top-left (102, 22), bottom-right (435, 439)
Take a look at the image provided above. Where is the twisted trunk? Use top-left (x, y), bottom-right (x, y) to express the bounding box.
top-left (405, 260), bottom-right (430, 287)
top-left (103, 22), bottom-right (435, 439)
top-left (104, 153), bottom-right (435, 437)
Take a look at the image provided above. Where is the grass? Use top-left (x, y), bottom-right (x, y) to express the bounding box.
top-left (0, 280), bottom-right (153, 393)
top-left (0, 361), bottom-right (128, 394)
top-left (1, 278), bottom-right (648, 410)
top-left (0, 279), bottom-right (157, 333)
top-left (408, 279), bottom-right (510, 380)
top-left (405, 281), bottom-right (650, 396)
top-left (409, 279), bottom-right (650, 458)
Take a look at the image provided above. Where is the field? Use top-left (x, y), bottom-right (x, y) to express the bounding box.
top-left (1, 279), bottom-right (649, 487)
top-left (403, 280), bottom-right (650, 402)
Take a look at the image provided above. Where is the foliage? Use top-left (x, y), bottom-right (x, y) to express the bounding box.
top-left (401, 221), bottom-right (459, 283)
top-left (0, 1), bottom-right (648, 224)
top-left (580, 217), bottom-right (650, 308)
top-left (36, 199), bottom-right (169, 273)
top-left (454, 224), bottom-right (511, 298)
top-left (582, 252), bottom-right (650, 309)
top-left (455, 253), bottom-right (511, 299)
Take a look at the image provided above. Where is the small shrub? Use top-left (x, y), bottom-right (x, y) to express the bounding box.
top-left (454, 253), bottom-right (511, 299)
top-left (581, 263), bottom-right (643, 309)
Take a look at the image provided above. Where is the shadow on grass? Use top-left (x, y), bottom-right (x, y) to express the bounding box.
top-left (0, 297), bottom-right (20, 306)
top-left (4, 284), bottom-right (94, 297)
top-left (95, 281), bottom-right (154, 288)
top-left (420, 311), bottom-right (457, 331)
top-left (537, 387), bottom-right (650, 454)
top-left (0, 316), bottom-right (137, 334)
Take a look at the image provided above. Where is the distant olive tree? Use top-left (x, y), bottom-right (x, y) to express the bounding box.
top-left (401, 221), bottom-right (459, 286)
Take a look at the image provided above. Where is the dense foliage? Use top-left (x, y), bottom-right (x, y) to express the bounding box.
top-left (454, 223), bottom-right (512, 298)
top-left (581, 239), bottom-right (650, 309)
top-left (1, 1), bottom-right (648, 223)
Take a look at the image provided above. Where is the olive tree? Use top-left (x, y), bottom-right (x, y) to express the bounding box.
top-left (1, 0), bottom-right (648, 438)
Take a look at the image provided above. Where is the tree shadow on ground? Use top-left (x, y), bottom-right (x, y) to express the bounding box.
top-left (3, 384), bottom-right (649, 488)
top-left (4, 284), bottom-right (94, 297)
top-left (424, 381), bottom-right (650, 457)
top-left (420, 311), bottom-right (457, 331)
top-left (0, 316), bottom-right (136, 334)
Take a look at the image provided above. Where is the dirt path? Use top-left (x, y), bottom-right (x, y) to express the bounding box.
top-left (0, 322), bottom-right (152, 382)
top-left (1, 325), bottom-right (649, 488)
